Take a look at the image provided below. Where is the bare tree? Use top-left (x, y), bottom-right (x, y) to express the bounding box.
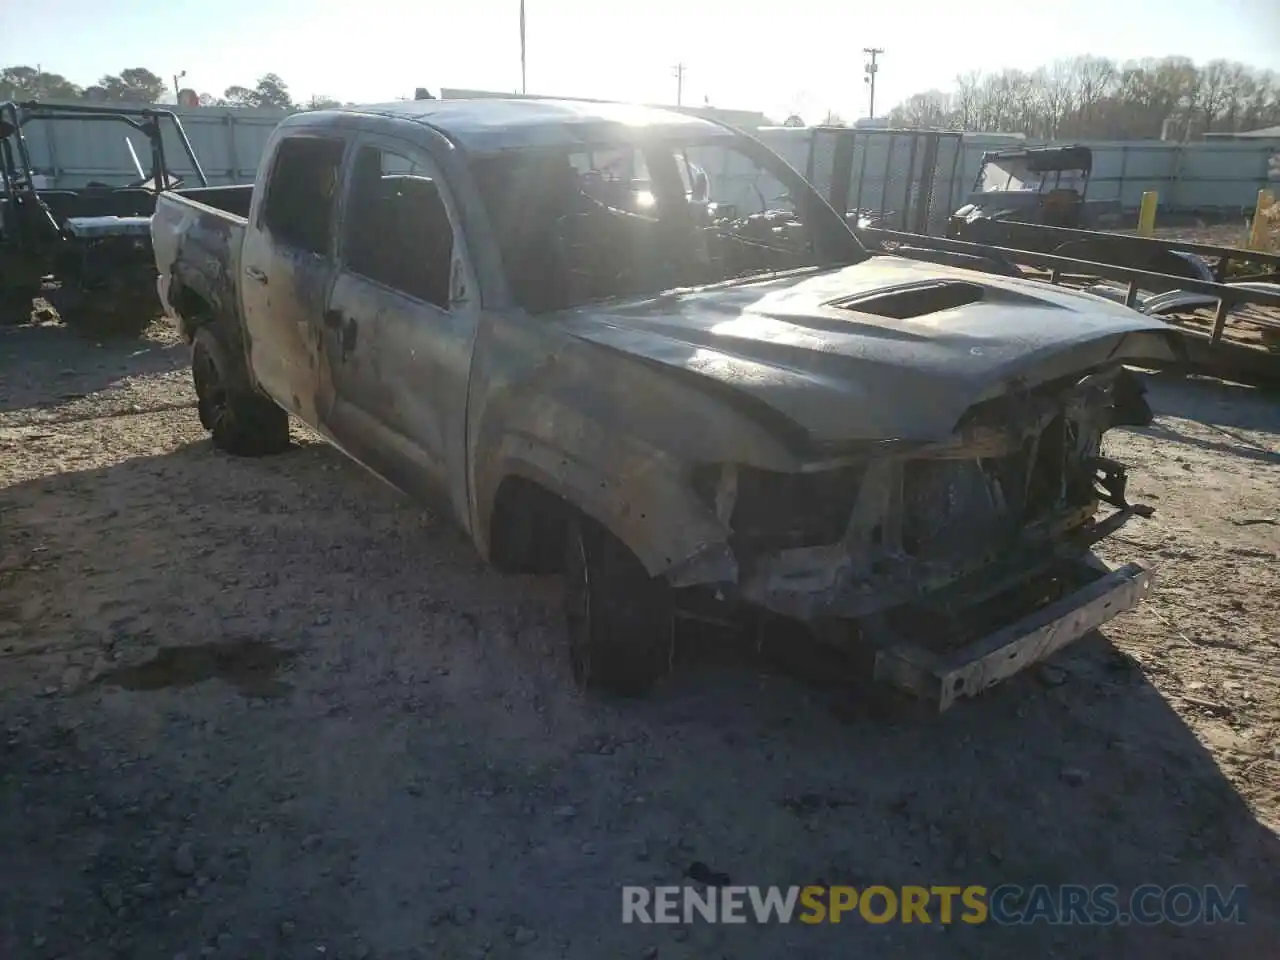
top-left (889, 90), bottom-right (951, 129)
top-left (952, 71), bottom-right (981, 131)
top-left (1066, 56), bottom-right (1117, 134)
top-left (887, 54), bottom-right (1280, 140)
top-left (1198, 60), bottom-right (1244, 132)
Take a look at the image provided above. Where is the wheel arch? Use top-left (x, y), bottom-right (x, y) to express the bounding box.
top-left (475, 438), bottom-right (732, 583)
top-left (171, 282), bottom-right (215, 340)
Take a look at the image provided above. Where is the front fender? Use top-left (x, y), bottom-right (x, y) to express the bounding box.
top-left (466, 312), bottom-right (810, 583)
top-left (473, 416), bottom-right (733, 581)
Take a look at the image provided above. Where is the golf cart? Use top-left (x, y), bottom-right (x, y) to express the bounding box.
top-left (0, 100), bottom-right (208, 331)
top-left (944, 143), bottom-right (1217, 285)
top-left (947, 145), bottom-right (1123, 248)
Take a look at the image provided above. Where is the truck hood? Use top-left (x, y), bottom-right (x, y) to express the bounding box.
top-left (556, 256), bottom-right (1178, 445)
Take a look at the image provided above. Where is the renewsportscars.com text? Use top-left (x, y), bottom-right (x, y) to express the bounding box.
top-left (621, 884), bottom-right (1248, 926)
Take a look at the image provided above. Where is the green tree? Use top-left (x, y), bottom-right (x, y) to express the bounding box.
top-left (97, 67), bottom-right (166, 103)
top-left (253, 73), bottom-right (293, 109)
top-left (222, 85), bottom-right (256, 107)
top-left (0, 65), bottom-right (82, 100)
top-left (222, 73), bottom-right (294, 110)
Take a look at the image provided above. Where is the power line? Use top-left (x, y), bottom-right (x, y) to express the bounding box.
top-left (863, 47), bottom-right (883, 119)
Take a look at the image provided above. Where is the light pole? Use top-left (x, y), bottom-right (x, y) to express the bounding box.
top-left (862, 48), bottom-right (882, 118)
top-left (173, 70), bottom-right (187, 103)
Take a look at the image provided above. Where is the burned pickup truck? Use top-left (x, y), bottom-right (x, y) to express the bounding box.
top-left (152, 98), bottom-right (1179, 710)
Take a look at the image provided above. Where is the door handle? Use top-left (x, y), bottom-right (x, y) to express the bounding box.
top-left (246, 266), bottom-right (268, 285)
top-left (323, 308), bottom-right (343, 329)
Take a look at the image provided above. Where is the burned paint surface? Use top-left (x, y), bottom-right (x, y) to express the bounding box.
top-left (549, 257), bottom-right (1179, 446)
top-left (153, 101), bottom-right (1175, 653)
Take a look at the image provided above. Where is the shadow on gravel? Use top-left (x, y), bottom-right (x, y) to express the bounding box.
top-left (1129, 371), bottom-right (1280, 465)
top-left (0, 438), bottom-right (1276, 960)
top-left (93, 638), bottom-right (298, 698)
top-left (0, 322), bottom-right (186, 414)
top-left (1140, 422), bottom-right (1280, 465)
top-left (1139, 370), bottom-right (1280, 434)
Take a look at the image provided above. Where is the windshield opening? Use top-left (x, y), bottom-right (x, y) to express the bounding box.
top-left (469, 134), bottom-right (864, 314)
top-left (977, 158), bottom-right (1088, 195)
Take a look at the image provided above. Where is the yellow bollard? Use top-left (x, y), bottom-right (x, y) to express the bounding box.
top-left (1137, 191), bottom-right (1158, 237)
top-left (1247, 189), bottom-right (1275, 251)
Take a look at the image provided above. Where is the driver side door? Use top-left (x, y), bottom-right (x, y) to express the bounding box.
top-left (322, 134), bottom-right (481, 526)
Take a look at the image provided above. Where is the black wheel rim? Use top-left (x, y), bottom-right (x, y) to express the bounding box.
top-left (564, 524), bottom-right (591, 686)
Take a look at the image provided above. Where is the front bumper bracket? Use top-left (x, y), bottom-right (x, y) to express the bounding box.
top-left (873, 559), bottom-right (1153, 712)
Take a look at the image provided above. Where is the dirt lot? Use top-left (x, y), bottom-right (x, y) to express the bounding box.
top-left (1, 315), bottom-right (1278, 960)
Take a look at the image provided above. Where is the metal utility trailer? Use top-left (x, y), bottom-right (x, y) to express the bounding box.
top-left (804, 125), bottom-right (966, 235)
top-left (863, 224), bottom-right (1280, 383)
top-left (801, 126), bottom-right (1280, 384)
top-left (0, 100), bottom-right (208, 330)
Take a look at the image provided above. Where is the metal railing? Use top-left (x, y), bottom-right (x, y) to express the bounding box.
top-left (861, 226), bottom-right (1280, 346)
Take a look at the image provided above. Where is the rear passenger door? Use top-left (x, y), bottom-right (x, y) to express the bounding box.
top-left (241, 134), bottom-right (347, 427)
top-left (323, 135), bottom-right (480, 525)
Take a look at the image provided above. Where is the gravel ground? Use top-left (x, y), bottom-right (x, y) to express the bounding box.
top-left (1, 315), bottom-right (1278, 960)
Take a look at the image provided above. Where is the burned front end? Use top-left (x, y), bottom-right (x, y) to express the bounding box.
top-left (698, 365), bottom-right (1154, 710)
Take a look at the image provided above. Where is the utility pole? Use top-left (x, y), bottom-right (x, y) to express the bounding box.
top-left (862, 47), bottom-right (883, 118)
top-left (672, 62), bottom-right (686, 106)
top-left (519, 0), bottom-right (527, 95)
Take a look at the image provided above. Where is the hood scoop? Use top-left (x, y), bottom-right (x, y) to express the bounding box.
top-left (828, 280), bottom-right (986, 319)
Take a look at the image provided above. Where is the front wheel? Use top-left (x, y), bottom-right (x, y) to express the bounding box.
top-left (192, 326), bottom-right (290, 457)
top-left (562, 513), bottom-right (674, 696)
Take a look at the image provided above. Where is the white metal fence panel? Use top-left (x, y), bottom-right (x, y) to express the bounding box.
top-left (17, 104), bottom-right (285, 188)
top-left (12, 102), bottom-right (1280, 215)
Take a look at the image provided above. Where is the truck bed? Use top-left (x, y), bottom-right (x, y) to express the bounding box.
top-left (171, 184), bottom-right (254, 219)
top-left (151, 189), bottom-right (247, 335)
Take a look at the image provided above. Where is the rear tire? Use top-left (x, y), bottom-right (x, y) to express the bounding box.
top-left (192, 325), bottom-right (290, 457)
top-left (562, 513), bottom-right (673, 696)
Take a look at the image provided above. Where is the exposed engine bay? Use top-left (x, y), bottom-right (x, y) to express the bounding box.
top-left (688, 363), bottom-right (1154, 623)
top-left (678, 362), bottom-right (1156, 708)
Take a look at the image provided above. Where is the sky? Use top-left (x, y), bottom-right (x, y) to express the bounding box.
top-left (2, 0), bottom-right (1278, 122)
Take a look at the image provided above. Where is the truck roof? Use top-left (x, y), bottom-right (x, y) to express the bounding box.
top-left (315, 97), bottom-right (734, 154)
